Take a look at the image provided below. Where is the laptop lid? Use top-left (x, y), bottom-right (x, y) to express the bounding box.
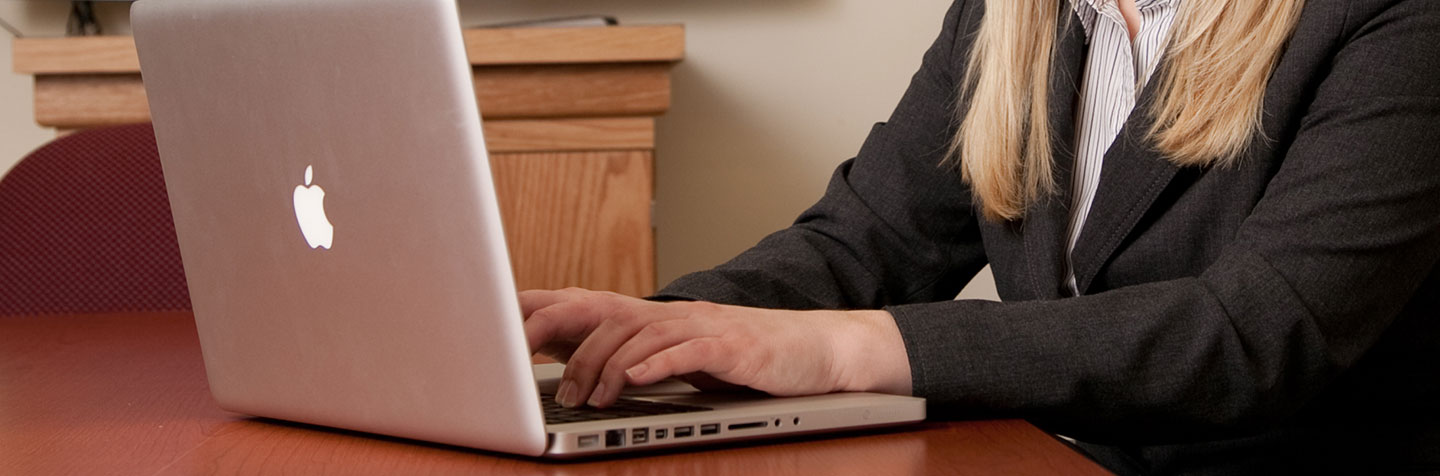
top-left (134, 0), bottom-right (548, 455)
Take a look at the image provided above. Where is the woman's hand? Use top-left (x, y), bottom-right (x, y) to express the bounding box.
top-left (521, 288), bottom-right (912, 408)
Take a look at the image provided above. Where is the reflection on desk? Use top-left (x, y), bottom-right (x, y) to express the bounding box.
top-left (0, 312), bottom-right (1112, 475)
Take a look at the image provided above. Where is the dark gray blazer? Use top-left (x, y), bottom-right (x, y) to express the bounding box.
top-left (655, 0), bottom-right (1439, 473)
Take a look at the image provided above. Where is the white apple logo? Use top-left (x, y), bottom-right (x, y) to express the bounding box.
top-left (293, 165), bottom-right (334, 249)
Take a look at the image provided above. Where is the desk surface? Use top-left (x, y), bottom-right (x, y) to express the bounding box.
top-left (0, 312), bottom-right (1111, 475)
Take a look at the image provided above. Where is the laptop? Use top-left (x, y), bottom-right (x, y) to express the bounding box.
top-left (132, 0), bottom-right (925, 458)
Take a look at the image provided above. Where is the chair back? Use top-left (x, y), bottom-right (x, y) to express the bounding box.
top-left (0, 123), bottom-right (190, 315)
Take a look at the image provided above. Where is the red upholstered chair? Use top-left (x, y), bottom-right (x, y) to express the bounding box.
top-left (0, 123), bottom-right (190, 315)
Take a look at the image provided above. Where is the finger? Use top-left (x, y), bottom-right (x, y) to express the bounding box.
top-left (623, 337), bottom-right (738, 387)
top-left (523, 299), bottom-right (605, 357)
top-left (519, 288), bottom-right (586, 319)
top-left (556, 300), bottom-right (657, 408)
top-left (584, 318), bottom-right (717, 408)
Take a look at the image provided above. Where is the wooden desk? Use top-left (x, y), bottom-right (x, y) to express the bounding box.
top-left (0, 312), bottom-right (1112, 475)
top-left (10, 27), bottom-right (684, 297)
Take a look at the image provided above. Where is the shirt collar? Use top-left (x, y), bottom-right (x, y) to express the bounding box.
top-left (1075, 0), bottom-right (1174, 11)
top-left (1070, 0), bottom-right (1100, 40)
top-left (1069, 0), bottom-right (1179, 40)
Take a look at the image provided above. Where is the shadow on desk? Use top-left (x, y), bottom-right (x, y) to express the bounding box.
top-left (180, 414), bottom-right (1106, 475)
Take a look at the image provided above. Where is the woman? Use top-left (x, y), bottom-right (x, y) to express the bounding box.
top-left (522, 0), bottom-right (1440, 473)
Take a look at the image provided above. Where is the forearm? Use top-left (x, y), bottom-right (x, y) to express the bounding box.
top-left (654, 190), bottom-right (988, 311)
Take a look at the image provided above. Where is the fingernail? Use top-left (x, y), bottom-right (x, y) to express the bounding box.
top-left (556, 380), bottom-right (575, 407)
top-left (586, 382), bottom-right (607, 408)
top-left (563, 382), bottom-right (584, 408)
top-left (625, 363), bottom-right (648, 381)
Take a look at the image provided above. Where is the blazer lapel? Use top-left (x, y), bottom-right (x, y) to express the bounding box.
top-left (1022, 5), bottom-right (1088, 300)
top-left (1068, 59), bottom-right (1182, 295)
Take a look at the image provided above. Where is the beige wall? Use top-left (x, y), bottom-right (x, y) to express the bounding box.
top-left (0, 34), bottom-right (51, 175)
top-left (1, 1), bottom-right (130, 175)
top-left (0, 0), bottom-right (998, 300)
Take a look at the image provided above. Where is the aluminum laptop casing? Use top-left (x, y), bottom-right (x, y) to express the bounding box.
top-left (134, 0), bottom-right (547, 456)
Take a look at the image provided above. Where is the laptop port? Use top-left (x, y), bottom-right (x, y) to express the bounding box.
top-left (727, 421), bottom-right (766, 431)
top-left (605, 429), bottom-right (625, 448)
top-left (578, 434), bottom-right (600, 448)
top-left (632, 427), bottom-right (649, 444)
top-left (700, 423), bottom-right (719, 436)
top-left (655, 428), bottom-right (667, 439)
top-left (674, 426), bottom-right (694, 438)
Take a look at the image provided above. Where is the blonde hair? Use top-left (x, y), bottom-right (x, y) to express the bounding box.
top-left (951, 0), bottom-right (1306, 222)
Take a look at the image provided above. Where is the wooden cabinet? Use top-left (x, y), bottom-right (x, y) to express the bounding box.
top-left (11, 26), bottom-right (684, 296)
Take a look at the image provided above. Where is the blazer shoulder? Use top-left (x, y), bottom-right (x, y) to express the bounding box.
top-left (1335, 0), bottom-right (1437, 38)
top-left (941, 0), bottom-right (986, 58)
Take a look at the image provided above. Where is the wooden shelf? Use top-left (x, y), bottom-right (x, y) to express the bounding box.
top-left (32, 64), bottom-right (672, 130)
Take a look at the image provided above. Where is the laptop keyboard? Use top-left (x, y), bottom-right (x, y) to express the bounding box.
top-left (540, 393), bottom-right (712, 425)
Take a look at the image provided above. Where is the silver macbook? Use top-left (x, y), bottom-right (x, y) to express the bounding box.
top-left (132, 0), bottom-right (924, 458)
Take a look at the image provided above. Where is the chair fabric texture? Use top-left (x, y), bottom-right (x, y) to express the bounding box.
top-left (0, 123), bottom-right (190, 315)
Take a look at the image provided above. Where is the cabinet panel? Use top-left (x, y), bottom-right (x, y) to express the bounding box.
top-left (492, 150), bottom-right (654, 296)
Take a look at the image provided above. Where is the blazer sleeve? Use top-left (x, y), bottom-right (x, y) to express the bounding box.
top-left (654, 0), bottom-right (988, 310)
top-left (889, 0), bottom-right (1440, 442)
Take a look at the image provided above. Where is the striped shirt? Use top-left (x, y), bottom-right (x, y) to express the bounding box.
top-left (1064, 0), bottom-right (1181, 295)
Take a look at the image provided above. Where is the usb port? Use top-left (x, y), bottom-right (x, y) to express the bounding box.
top-left (700, 423), bottom-right (720, 436)
top-left (632, 427), bottom-right (649, 444)
top-left (578, 434), bottom-right (600, 448)
top-left (605, 429), bottom-right (625, 448)
top-left (674, 426), bottom-right (694, 438)
top-left (655, 428), bottom-right (667, 439)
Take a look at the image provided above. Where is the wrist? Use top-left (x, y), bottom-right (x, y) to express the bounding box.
top-left (829, 310), bottom-right (913, 395)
